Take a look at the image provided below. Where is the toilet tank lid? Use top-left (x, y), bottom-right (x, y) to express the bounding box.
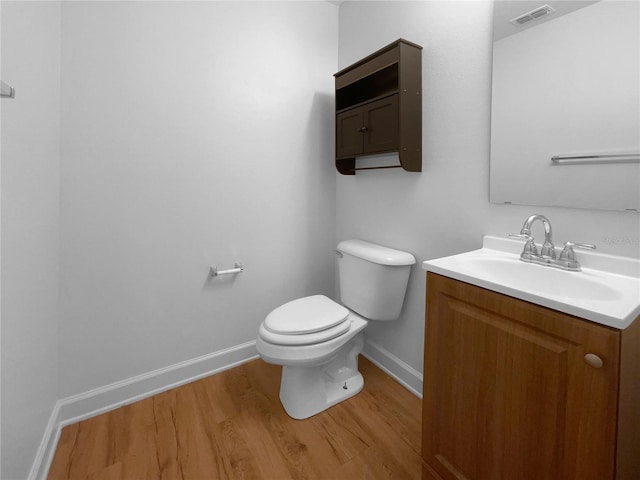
top-left (337, 240), bottom-right (416, 266)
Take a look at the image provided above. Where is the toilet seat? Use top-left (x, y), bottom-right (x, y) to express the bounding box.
top-left (260, 295), bottom-right (350, 346)
top-left (259, 320), bottom-right (351, 346)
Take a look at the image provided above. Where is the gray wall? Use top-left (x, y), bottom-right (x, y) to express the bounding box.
top-left (58, 1), bottom-right (339, 397)
top-left (1, 2), bottom-right (61, 478)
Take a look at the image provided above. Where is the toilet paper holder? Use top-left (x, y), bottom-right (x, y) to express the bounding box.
top-left (210, 262), bottom-right (244, 278)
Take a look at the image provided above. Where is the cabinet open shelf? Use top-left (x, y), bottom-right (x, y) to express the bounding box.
top-left (336, 64), bottom-right (399, 111)
top-left (334, 39), bottom-right (422, 175)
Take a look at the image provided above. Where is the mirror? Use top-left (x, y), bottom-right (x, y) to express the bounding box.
top-left (490, 0), bottom-right (640, 212)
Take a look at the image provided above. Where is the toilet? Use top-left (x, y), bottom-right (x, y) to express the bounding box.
top-left (256, 239), bottom-right (415, 419)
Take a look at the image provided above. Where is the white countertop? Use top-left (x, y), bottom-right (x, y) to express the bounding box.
top-left (422, 236), bottom-right (640, 330)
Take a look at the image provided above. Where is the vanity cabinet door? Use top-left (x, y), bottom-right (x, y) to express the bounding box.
top-left (422, 273), bottom-right (620, 480)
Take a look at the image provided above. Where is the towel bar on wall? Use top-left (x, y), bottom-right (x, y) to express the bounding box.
top-left (209, 263), bottom-right (244, 277)
top-left (1, 81), bottom-right (15, 98)
top-left (551, 153), bottom-right (640, 165)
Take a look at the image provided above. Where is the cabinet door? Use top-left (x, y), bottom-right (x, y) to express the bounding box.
top-left (422, 273), bottom-right (620, 480)
top-left (336, 107), bottom-right (364, 158)
top-left (363, 95), bottom-right (399, 154)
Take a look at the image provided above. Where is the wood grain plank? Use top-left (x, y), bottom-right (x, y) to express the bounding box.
top-left (341, 389), bottom-right (422, 480)
top-left (232, 408), bottom-right (296, 480)
top-left (150, 390), bottom-right (183, 480)
top-left (311, 403), bottom-right (371, 465)
top-left (330, 444), bottom-right (419, 480)
top-left (66, 413), bottom-right (113, 479)
top-left (47, 423), bottom-right (79, 480)
top-left (47, 357), bottom-right (422, 480)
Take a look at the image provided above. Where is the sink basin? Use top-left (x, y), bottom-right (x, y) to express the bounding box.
top-left (460, 256), bottom-right (621, 302)
top-left (423, 235), bottom-right (640, 329)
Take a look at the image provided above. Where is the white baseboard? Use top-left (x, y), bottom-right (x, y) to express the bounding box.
top-left (28, 402), bottom-right (61, 480)
top-left (30, 340), bottom-right (258, 480)
top-left (362, 338), bottom-right (423, 398)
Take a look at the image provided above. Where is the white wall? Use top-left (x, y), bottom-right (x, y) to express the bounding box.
top-left (337, 1), bottom-right (640, 379)
top-left (1, 2), bottom-right (61, 479)
top-left (1, 6), bottom-right (3, 476)
top-left (58, 1), bottom-right (338, 397)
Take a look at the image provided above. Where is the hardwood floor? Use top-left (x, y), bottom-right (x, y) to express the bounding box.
top-left (48, 357), bottom-right (422, 480)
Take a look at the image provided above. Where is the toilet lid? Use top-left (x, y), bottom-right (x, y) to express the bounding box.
top-left (258, 319), bottom-right (352, 346)
top-left (264, 295), bottom-right (349, 335)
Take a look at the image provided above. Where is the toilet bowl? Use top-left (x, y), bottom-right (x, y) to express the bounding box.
top-left (256, 295), bottom-right (368, 419)
top-left (256, 240), bottom-right (415, 419)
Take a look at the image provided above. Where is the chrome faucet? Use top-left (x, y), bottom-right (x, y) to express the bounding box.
top-left (509, 215), bottom-right (596, 271)
top-left (510, 214), bottom-right (555, 259)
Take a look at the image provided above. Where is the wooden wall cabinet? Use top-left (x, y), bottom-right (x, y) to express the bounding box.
top-left (422, 272), bottom-right (640, 480)
top-left (334, 39), bottom-right (422, 175)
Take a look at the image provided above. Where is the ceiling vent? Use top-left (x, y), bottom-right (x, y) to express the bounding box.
top-left (509, 5), bottom-right (556, 26)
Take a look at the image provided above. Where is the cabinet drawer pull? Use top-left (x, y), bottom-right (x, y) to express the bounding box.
top-left (584, 353), bottom-right (604, 369)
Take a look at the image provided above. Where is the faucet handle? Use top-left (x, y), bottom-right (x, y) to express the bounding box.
top-left (509, 233), bottom-right (538, 255)
top-left (559, 241), bottom-right (596, 262)
top-left (509, 233), bottom-right (532, 241)
top-left (569, 242), bottom-right (596, 250)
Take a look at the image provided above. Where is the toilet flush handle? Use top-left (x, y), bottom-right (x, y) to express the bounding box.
top-left (335, 250), bottom-right (343, 258)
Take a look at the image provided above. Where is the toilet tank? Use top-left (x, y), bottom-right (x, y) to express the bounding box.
top-left (337, 240), bottom-right (416, 321)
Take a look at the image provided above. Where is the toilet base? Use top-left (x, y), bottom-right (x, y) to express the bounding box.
top-left (279, 334), bottom-right (364, 419)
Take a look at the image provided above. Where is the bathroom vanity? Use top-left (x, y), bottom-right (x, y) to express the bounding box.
top-left (421, 236), bottom-right (640, 480)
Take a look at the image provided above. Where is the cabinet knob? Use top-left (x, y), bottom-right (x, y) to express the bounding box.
top-left (584, 353), bottom-right (604, 369)
top-left (358, 126), bottom-right (369, 133)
